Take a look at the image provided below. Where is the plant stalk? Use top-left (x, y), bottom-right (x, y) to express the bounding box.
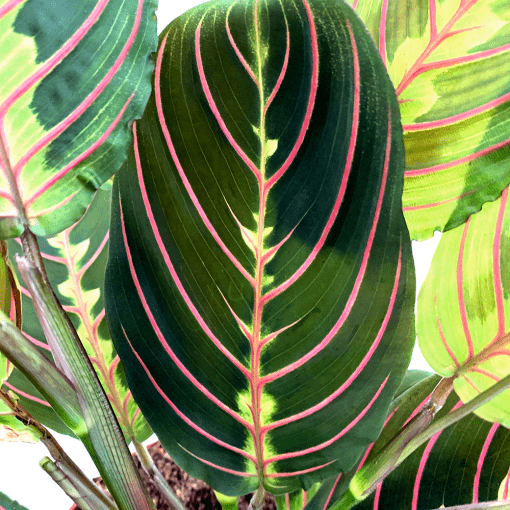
top-left (40, 457), bottom-right (101, 510)
top-left (0, 387), bottom-right (116, 510)
top-left (131, 439), bottom-right (187, 510)
top-left (333, 374), bottom-right (510, 510)
top-left (16, 228), bottom-right (156, 510)
top-left (248, 485), bottom-right (267, 510)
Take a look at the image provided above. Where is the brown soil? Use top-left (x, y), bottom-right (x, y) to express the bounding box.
top-left (72, 441), bottom-right (276, 510)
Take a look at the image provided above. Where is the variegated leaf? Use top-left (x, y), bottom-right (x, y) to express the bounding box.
top-left (5, 185), bottom-right (152, 442)
top-left (417, 185), bottom-right (510, 426)
top-left (0, 0), bottom-right (157, 238)
top-left (350, 0), bottom-right (510, 240)
top-left (105, 0), bottom-right (415, 497)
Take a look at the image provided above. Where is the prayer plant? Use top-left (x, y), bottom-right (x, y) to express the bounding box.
top-left (0, 0), bottom-right (509, 509)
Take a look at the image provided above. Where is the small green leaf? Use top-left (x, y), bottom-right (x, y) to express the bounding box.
top-left (417, 185), bottom-right (510, 426)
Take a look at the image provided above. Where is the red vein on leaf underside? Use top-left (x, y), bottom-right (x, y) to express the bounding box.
top-left (2, 381), bottom-right (51, 406)
top-left (263, 15), bottom-right (290, 118)
top-left (405, 138), bottom-right (510, 177)
top-left (130, 407), bottom-right (141, 429)
top-left (470, 368), bottom-right (500, 381)
top-left (402, 188), bottom-right (477, 212)
top-left (261, 252), bottom-right (401, 430)
top-left (179, 444), bottom-right (258, 477)
top-left (121, 326), bottom-right (256, 462)
top-left (264, 459), bottom-right (337, 478)
top-left (378, 0), bottom-right (389, 67)
top-left (261, 109), bottom-right (393, 382)
top-left (195, 24), bottom-right (261, 181)
top-left (132, 124), bottom-right (252, 380)
top-left (395, 0), bottom-right (480, 97)
top-left (412, 430), bottom-right (442, 510)
top-left (219, 289), bottom-right (253, 342)
top-left (435, 291), bottom-right (461, 369)
top-left (473, 422), bottom-right (499, 503)
top-left (23, 330), bottom-right (51, 351)
top-left (502, 468), bottom-right (510, 500)
top-left (122, 391), bottom-right (132, 415)
top-left (0, 0), bottom-right (26, 19)
top-left (225, 3), bottom-right (259, 87)
top-left (404, 87), bottom-right (510, 132)
top-left (411, 400), bottom-right (463, 510)
top-left (0, 0), bottom-right (110, 119)
top-left (108, 354), bottom-right (121, 382)
top-left (486, 349), bottom-right (510, 358)
top-left (92, 308), bottom-right (106, 337)
top-left (373, 483), bottom-right (383, 510)
top-left (24, 95), bottom-right (133, 210)
top-left (464, 374), bottom-right (480, 393)
top-left (322, 473), bottom-right (342, 510)
top-left (263, 378), bottom-right (388, 466)
top-left (12, 0), bottom-right (143, 179)
top-left (493, 187), bottom-right (507, 338)
top-left (371, 401), bottom-right (427, 510)
top-left (458, 218), bottom-right (475, 359)
top-left (261, 23), bottom-right (360, 305)
top-left (429, 0), bottom-right (437, 40)
top-left (79, 232), bottom-right (109, 277)
top-left (155, 37), bottom-right (255, 287)
top-left (264, 14), bottom-right (318, 191)
top-left (224, 199), bottom-right (258, 254)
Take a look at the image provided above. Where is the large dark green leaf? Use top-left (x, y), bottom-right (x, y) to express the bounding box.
top-left (105, 0), bottom-right (415, 497)
top-left (349, 0), bottom-right (510, 240)
top-left (0, 0), bottom-right (157, 238)
top-left (4, 185), bottom-right (152, 442)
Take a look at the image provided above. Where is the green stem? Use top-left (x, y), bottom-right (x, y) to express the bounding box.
top-left (401, 373), bottom-right (510, 462)
top-left (41, 457), bottom-right (99, 510)
top-left (0, 317), bottom-right (84, 433)
top-left (131, 439), bottom-right (186, 510)
top-left (335, 374), bottom-right (510, 510)
top-left (248, 485), bottom-right (266, 510)
top-left (0, 388), bottom-right (115, 510)
top-left (16, 228), bottom-right (155, 510)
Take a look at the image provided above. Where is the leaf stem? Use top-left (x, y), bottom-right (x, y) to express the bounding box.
top-left (0, 388), bottom-right (116, 510)
top-left (401, 373), bottom-right (510, 462)
top-left (131, 439), bottom-right (186, 510)
top-left (41, 457), bottom-right (114, 510)
top-left (334, 374), bottom-right (510, 510)
top-left (16, 228), bottom-right (156, 510)
top-left (248, 484), bottom-right (266, 510)
top-left (350, 376), bottom-right (455, 499)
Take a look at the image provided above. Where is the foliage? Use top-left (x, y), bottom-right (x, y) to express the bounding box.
top-left (0, 0), bottom-right (509, 509)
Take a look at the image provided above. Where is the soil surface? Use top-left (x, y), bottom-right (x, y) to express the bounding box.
top-left (73, 441), bottom-right (277, 510)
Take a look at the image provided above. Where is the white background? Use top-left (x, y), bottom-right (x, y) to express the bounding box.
top-left (0, 2), bottom-right (440, 508)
